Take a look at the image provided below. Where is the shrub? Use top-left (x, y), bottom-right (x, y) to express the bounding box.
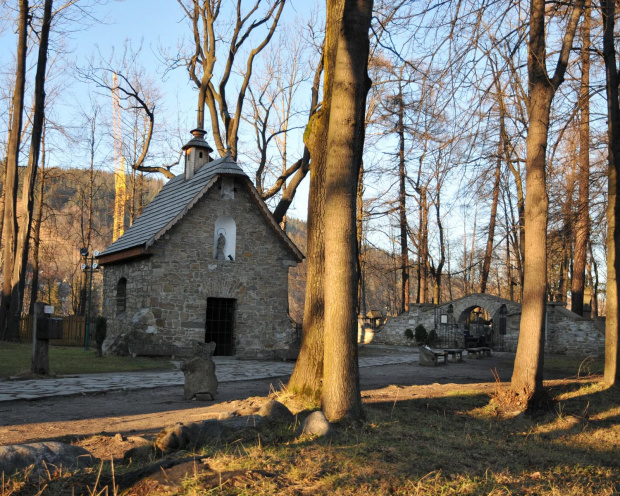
top-left (427, 329), bottom-right (437, 346)
top-left (95, 316), bottom-right (107, 357)
top-left (414, 325), bottom-right (427, 344)
top-left (404, 328), bottom-right (414, 340)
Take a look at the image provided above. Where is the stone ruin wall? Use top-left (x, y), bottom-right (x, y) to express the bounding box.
top-left (373, 295), bottom-right (605, 358)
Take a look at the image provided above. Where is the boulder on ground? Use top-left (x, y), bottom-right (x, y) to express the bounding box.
top-left (0, 442), bottom-right (95, 479)
top-left (155, 420), bottom-right (228, 453)
top-left (297, 411), bottom-right (332, 438)
top-left (418, 345), bottom-right (437, 366)
top-left (257, 399), bottom-right (295, 423)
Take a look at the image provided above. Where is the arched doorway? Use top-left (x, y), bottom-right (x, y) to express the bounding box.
top-left (457, 305), bottom-right (493, 348)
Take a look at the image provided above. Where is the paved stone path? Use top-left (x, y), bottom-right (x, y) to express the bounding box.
top-left (0, 350), bottom-right (417, 403)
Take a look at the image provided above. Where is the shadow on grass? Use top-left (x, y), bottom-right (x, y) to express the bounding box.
top-left (4, 377), bottom-right (618, 495)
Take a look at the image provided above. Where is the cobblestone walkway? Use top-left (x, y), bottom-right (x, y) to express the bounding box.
top-left (0, 349), bottom-right (417, 403)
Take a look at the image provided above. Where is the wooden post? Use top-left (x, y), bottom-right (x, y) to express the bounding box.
top-left (31, 302), bottom-right (49, 375)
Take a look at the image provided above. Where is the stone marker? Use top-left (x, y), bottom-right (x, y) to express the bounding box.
top-left (418, 345), bottom-right (437, 366)
top-left (0, 442), bottom-right (95, 479)
top-left (297, 411), bottom-right (332, 438)
top-left (181, 341), bottom-right (218, 400)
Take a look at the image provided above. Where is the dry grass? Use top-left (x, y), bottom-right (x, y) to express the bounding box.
top-left (2, 378), bottom-right (618, 495)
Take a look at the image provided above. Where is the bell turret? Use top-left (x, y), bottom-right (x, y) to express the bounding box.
top-left (182, 128), bottom-right (214, 180)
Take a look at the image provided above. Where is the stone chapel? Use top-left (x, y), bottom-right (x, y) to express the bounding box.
top-left (97, 129), bottom-right (303, 358)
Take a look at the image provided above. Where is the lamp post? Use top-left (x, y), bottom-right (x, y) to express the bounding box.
top-left (80, 248), bottom-right (99, 350)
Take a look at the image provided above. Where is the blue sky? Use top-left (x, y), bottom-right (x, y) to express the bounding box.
top-left (0, 0), bottom-right (314, 219)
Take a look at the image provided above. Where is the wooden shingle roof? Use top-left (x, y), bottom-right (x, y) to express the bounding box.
top-left (98, 155), bottom-right (303, 264)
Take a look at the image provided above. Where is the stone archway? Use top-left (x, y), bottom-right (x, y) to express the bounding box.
top-left (435, 294), bottom-right (521, 350)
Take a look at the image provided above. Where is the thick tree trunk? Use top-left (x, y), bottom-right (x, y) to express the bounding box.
top-left (511, 87), bottom-right (551, 403)
top-left (510, 0), bottom-right (583, 404)
top-left (601, 0), bottom-right (620, 386)
top-left (10, 0), bottom-right (53, 325)
top-left (572, 0), bottom-right (590, 316)
top-left (286, 109), bottom-right (328, 400)
top-left (0, 0), bottom-right (29, 340)
top-left (287, 3), bottom-right (343, 400)
top-left (321, 0), bottom-right (372, 422)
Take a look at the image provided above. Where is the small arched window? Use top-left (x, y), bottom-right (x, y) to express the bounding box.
top-left (116, 278), bottom-right (127, 315)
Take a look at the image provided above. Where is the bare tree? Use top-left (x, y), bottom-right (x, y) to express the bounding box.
top-left (172, 0), bottom-right (285, 161)
top-left (571, 0), bottom-right (591, 316)
top-left (600, 0), bottom-right (619, 387)
top-left (510, 0), bottom-right (584, 406)
top-left (78, 44), bottom-right (179, 180)
top-left (322, 0), bottom-right (373, 421)
top-left (243, 24), bottom-right (322, 224)
top-left (9, 0), bottom-right (54, 328)
top-left (0, 0), bottom-right (29, 340)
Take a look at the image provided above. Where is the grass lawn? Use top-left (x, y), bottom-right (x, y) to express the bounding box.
top-left (0, 342), bottom-right (175, 378)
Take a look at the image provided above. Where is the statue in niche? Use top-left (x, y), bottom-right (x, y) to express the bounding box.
top-left (216, 232), bottom-right (226, 261)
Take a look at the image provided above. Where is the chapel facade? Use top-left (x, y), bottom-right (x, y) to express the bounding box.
top-left (97, 129), bottom-right (303, 359)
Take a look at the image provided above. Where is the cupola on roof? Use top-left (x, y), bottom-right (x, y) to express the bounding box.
top-left (182, 128), bottom-right (214, 153)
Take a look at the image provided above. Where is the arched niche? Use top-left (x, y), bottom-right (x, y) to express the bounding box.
top-left (214, 216), bottom-right (236, 261)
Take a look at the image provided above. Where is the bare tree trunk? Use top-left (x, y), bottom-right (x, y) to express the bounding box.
top-left (397, 86), bottom-right (409, 313)
top-left (506, 158), bottom-right (525, 293)
top-left (511, 0), bottom-right (583, 404)
top-left (357, 161), bottom-right (366, 317)
top-left (558, 168), bottom-right (575, 301)
top-left (572, 0), bottom-right (591, 316)
top-left (481, 156), bottom-right (501, 293)
top-left (469, 208), bottom-right (477, 292)
top-left (417, 187), bottom-right (428, 303)
top-left (79, 110), bottom-right (97, 315)
top-left (588, 241), bottom-right (598, 317)
top-left (0, 0), bottom-right (29, 340)
top-left (601, 0), bottom-right (620, 387)
top-left (10, 0), bottom-right (54, 326)
top-left (322, 0), bottom-right (372, 422)
top-left (430, 199), bottom-right (445, 304)
top-left (29, 125), bottom-right (45, 315)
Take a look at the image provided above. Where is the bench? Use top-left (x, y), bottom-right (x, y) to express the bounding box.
top-left (466, 347), bottom-right (492, 358)
top-left (431, 349), bottom-right (448, 365)
top-left (443, 348), bottom-right (464, 362)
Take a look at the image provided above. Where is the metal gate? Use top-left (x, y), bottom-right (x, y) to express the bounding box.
top-left (205, 297), bottom-right (236, 356)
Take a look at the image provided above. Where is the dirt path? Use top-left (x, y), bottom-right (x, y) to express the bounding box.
top-left (0, 352), bottom-right (520, 457)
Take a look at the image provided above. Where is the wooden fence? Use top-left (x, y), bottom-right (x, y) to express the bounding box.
top-left (19, 315), bottom-right (88, 347)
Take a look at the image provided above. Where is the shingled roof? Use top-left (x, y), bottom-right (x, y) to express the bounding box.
top-left (98, 155), bottom-right (303, 264)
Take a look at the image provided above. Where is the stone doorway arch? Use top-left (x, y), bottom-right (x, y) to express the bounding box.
top-left (435, 294), bottom-right (520, 350)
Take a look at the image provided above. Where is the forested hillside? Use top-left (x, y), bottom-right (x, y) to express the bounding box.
top-left (0, 166), bottom-right (163, 315)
